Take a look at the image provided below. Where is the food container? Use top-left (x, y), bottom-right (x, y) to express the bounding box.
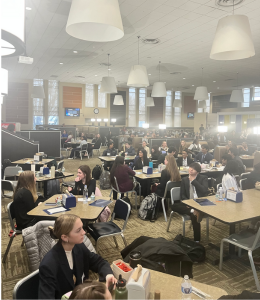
top-left (112, 259), bottom-right (133, 281)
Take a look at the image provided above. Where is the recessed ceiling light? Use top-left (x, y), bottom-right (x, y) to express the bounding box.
top-left (183, 78), bottom-right (186, 79)
top-left (73, 50), bottom-right (78, 53)
top-left (148, 74), bottom-right (151, 75)
top-left (95, 75), bottom-right (98, 76)
top-left (59, 62), bottom-right (63, 65)
top-left (192, 85), bottom-right (194, 86)
top-left (217, 87), bottom-right (220, 89)
top-left (108, 68), bottom-right (111, 70)
top-left (213, 81), bottom-right (216, 82)
top-left (26, 7), bottom-right (32, 10)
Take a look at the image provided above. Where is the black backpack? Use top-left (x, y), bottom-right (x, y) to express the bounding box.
top-left (173, 234), bottom-right (206, 263)
top-left (92, 165), bottom-right (102, 180)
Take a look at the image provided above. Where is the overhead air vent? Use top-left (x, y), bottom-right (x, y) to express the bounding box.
top-left (99, 63), bottom-right (111, 67)
top-left (75, 75), bottom-right (85, 78)
top-left (224, 78), bottom-right (234, 81)
top-left (216, 0), bottom-right (244, 7)
top-left (142, 38), bottom-right (160, 45)
top-left (50, 75), bottom-right (58, 78)
top-left (170, 72), bottom-right (181, 75)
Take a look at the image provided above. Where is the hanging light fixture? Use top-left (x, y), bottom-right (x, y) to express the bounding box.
top-left (31, 68), bottom-right (45, 99)
top-left (66, 0), bottom-right (124, 42)
top-left (198, 100), bottom-right (207, 109)
top-left (100, 54), bottom-right (117, 93)
top-left (127, 36), bottom-right (149, 88)
top-left (113, 95), bottom-right (124, 105)
top-left (1, 68), bottom-right (8, 96)
top-left (230, 72), bottom-right (244, 102)
top-left (173, 99), bottom-right (182, 108)
top-left (194, 68), bottom-right (208, 100)
top-left (146, 97), bottom-right (154, 107)
top-left (210, 1), bottom-right (255, 60)
top-left (151, 61), bottom-right (167, 97)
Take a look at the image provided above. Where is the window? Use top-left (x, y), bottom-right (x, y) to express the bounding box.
top-left (85, 84), bottom-right (94, 107)
top-left (48, 80), bottom-right (59, 125)
top-left (254, 87), bottom-right (260, 101)
top-left (197, 93), bottom-right (210, 113)
top-left (242, 88), bottom-right (250, 107)
top-left (128, 88), bottom-right (136, 127)
top-left (174, 91), bottom-right (181, 127)
top-left (98, 85), bottom-right (106, 108)
top-left (165, 90), bottom-right (172, 127)
top-left (33, 79), bottom-right (44, 129)
top-left (139, 88), bottom-right (146, 127)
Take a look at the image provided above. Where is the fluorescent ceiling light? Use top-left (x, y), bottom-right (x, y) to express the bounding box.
top-left (103, 118), bottom-right (108, 122)
top-left (218, 126), bottom-right (228, 133)
top-left (159, 124), bottom-right (166, 129)
top-left (111, 119), bottom-right (116, 122)
top-left (97, 118), bottom-right (101, 122)
top-left (91, 118), bottom-right (96, 122)
top-left (142, 123), bottom-right (149, 128)
top-left (26, 7), bottom-right (32, 10)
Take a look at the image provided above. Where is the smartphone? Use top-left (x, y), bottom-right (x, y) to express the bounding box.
top-left (45, 203), bottom-right (56, 206)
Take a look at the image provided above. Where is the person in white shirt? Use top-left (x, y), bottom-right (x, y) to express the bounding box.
top-left (68, 137), bottom-right (88, 159)
top-left (188, 139), bottom-right (202, 152)
top-left (142, 140), bottom-right (150, 157)
top-left (159, 141), bottom-right (168, 152)
top-left (222, 160), bottom-right (239, 194)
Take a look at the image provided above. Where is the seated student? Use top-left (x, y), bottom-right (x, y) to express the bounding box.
top-left (157, 147), bottom-right (177, 165)
top-left (151, 145), bottom-right (161, 160)
top-left (221, 154), bottom-right (232, 166)
top-left (179, 140), bottom-right (187, 153)
top-left (173, 163), bottom-right (209, 242)
top-left (69, 280), bottom-right (112, 300)
top-left (228, 147), bottom-right (245, 175)
top-left (188, 139), bottom-right (201, 152)
top-left (38, 215), bottom-right (116, 299)
top-left (68, 165), bottom-right (96, 196)
top-left (133, 149), bottom-right (149, 170)
top-left (142, 135), bottom-right (148, 143)
top-left (65, 132), bottom-right (74, 143)
top-left (177, 149), bottom-right (194, 167)
top-left (102, 142), bottom-right (117, 157)
top-left (246, 162), bottom-right (260, 186)
top-left (222, 160), bottom-right (239, 194)
top-left (68, 137), bottom-right (88, 159)
top-left (88, 134), bottom-right (102, 157)
top-left (154, 155), bottom-right (181, 197)
top-left (239, 141), bottom-right (249, 155)
top-left (61, 130), bottom-right (68, 138)
top-left (124, 142), bottom-right (136, 156)
top-left (159, 141), bottom-right (168, 152)
top-left (13, 171), bottom-right (44, 230)
top-left (142, 140), bottom-right (150, 157)
top-left (109, 156), bottom-right (136, 200)
top-left (195, 144), bottom-right (213, 164)
top-left (80, 132), bottom-right (87, 140)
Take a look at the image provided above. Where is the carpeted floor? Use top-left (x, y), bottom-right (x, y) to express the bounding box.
top-left (2, 149), bottom-right (260, 299)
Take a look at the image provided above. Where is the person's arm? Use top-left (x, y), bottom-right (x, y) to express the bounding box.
top-left (38, 263), bottom-right (57, 299)
top-left (180, 178), bottom-right (189, 200)
top-left (87, 179), bottom-right (96, 197)
top-left (157, 170), bottom-right (169, 190)
top-left (70, 180), bottom-right (79, 195)
top-left (188, 144), bottom-right (193, 150)
top-left (126, 166), bottom-right (136, 176)
top-left (191, 175), bottom-right (208, 195)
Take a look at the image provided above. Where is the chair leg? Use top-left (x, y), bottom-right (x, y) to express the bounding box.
top-left (183, 219), bottom-right (186, 237)
top-left (139, 185), bottom-right (141, 203)
top-left (121, 233), bottom-right (127, 247)
top-left (167, 211), bottom-right (173, 232)
top-left (161, 198), bottom-right (167, 222)
top-left (2, 232), bottom-right (15, 263)
top-left (213, 219), bottom-right (217, 226)
top-left (238, 247), bottom-right (242, 257)
top-left (113, 236), bottom-right (119, 248)
top-left (134, 191), bottom-right (137, 210)
top-left (248, 250), bottom-right (260, 291)
top-left (109, 189), bottom-right (113, 198)
top-left (219, 239), bottom-right (224, 270)
top-left (95, 239), bottom-right (99, 254)
top-left (21, 239), bottom-right (24, 247)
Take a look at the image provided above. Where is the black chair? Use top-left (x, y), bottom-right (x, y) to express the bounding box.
top-left (241, 172), bottom-right (251, 180)
top-left (2, 180), bottom-right (15, 198)
top-left (13, 270), bottom-right (39, 299)
top-left (2, 202), bottom-right (23, 263)
top-left (56, 160), bottom-right (64, 171)
top-left (240, 178), bottom-right (255, 190)
top-left (87, 199), bottom-right (130, 253)
top-left (79, 144), bottom-right (89, 160)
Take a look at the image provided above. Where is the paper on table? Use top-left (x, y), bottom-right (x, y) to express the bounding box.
top-left (47, 207), bottom-right (67, 214)
top-left (77, 198), bottom-right (84, 201)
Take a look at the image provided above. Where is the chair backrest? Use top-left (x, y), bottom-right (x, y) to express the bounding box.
top-left (112, 199), bottom-right (131, 231)
top-left (170, 187), bottom-right (181, 205)
top-left (82, 144), bottom-right (88, 150)
top-left (57, 160), bottom-right (64, 170)
top-left (2, 180), bottom-right (15, 193)
top-left (163, 181), bottom-right (179, 198)
top-left (6, 202), bottom-right (16, 231)
top-left (253, 151), bottom-right (260, 166)
top-left (207, 177), bottom-right (216, 189)
top-left (241, 172), bottom-right (250, 180)
top-left (252, 227), bottom-right (260, 250)
top-left (13, 269), bottom-right (39, 299)
top-left (4, 166), bottom-right (22, 178)
top-left (240, 178), bottom-right (247, 190)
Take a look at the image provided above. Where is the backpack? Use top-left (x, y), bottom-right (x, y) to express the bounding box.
top-left (99, 170), bottom-right (111, 190)
top-left (92, 165), bottom-right (102, 180)
top-left (138, 193), bottom-right (157, 221)
top-left (173, 234), bottom-right (206, 263)
top-left (115, 196), bottom-right (132, 219)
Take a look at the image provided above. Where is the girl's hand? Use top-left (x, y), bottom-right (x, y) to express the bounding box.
top-left (106, 274), bottom-right (117, 289)
top-left (75, 177), bottom-right (80, 182)
top-left (68, 186), bottom-right (73, 191)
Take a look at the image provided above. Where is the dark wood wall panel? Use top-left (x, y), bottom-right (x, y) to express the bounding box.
top-left (5, 82), bottom-right (29, 124)
top-left (149, 97), bottom-right (164, 126)
top-left (110, 91), bottom-right (126, 125)
top-left (212, 94), bottom-right (237, 113)
top-left (63, 86), bottom-right (82, 108)
top-left (183, 96), bottom-right (196, 113)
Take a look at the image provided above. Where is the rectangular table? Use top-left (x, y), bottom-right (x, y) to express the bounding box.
top-left (28, 194), bottom-right (112, 221)
top-left (99, 156), bottom-right (135, 162)
top-left (183, 189), bottom-right (260, 260)
top-left (12, 158), bottom-right (55, 171)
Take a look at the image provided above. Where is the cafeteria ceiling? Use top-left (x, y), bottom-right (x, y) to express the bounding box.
top-left (2, 0), bottom-right (260, 93)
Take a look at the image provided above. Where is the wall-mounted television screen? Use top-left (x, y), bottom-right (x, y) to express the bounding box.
top-left (187, 112), bottom-right (194, 119)
top-left (65, 108), bottom-right (80, 117)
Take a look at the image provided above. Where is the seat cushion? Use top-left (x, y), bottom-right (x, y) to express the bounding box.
top-left (87, 221), bottom-right (121, 240)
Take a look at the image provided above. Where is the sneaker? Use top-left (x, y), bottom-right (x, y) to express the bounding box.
top-left (68, 158), bottom-right (73, 160)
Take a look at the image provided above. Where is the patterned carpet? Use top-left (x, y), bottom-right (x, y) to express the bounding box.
top-left (2, 149), bottom-right (260, 299)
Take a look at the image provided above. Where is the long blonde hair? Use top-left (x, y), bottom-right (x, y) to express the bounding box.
top-left (165, 155), bottom-right (181, 182)
top-left (14, 171), bottom-right (38, 202)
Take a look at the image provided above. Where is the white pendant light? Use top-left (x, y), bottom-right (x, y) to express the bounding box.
top-left (100, 54), bottom-right (117, 93)
top-left (198, 100), bottom-right (207, 109)
top-left (173, 99), bottom-right (182, 108)
top-left (210, 15), bottom-right (255, 60)
top-left (127, 36), bottom-right (149, 88)
top-left (66, 0), bottom-right (124, 42)
top-left (194, 68), bottom-right (208, 100)
top-left (230, 72), bottom-right (244, 102)
top-left (31, 68), bottom-right (45, 99)
top-left (146, 97), bottom-right (154, 106)
top-left (1, 68), bottom-right (8, 95)
top-left (151, 61), bottom-right (167, 97)
top-left (113, 95), bottom-right (124, 105)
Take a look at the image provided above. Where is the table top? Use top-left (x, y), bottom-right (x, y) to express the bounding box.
top-left (240, 155), bottom-right (254, 160)
top-left (182, 189), bottom-right (260, 224)
top-left (99, 156), bottom-right (134, 162)
top-left (28, 194), bottom-right (112, 221)
top-left (148, 269), bottom-right (227, 299)
top-left (12, 158), bottom-right (54, 165)
top-left (35, 172), bottom-right (74, 182)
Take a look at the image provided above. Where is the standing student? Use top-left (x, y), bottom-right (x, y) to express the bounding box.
top-left (199, 124), bottom-right (204, 135)
top-left (142, 140), bottom-right (150, 157)
top-left (177, 149), bottom-right (193, 167)
top-left (38, 215), bottom-right (116, 299)
top-left (133, 149), bottom-right (149, 170)
top-left (68, 165), bottom-right (96, 197)
top-left (195, 144), bottom-right (213, 164)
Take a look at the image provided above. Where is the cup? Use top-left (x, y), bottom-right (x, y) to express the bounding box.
top-left (129, 251), bottom-right (142, 269)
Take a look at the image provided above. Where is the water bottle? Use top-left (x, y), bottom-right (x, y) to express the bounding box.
top-left (83, 185), bottom-right (88, 204)
top-left (181, 275), bottom-right (192, 300)
top-left (219, 187), bottom-right (223, 201)
top-left (91, 192), bottom-right (95, 201)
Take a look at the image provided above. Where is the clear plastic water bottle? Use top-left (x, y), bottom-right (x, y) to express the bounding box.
top-left (181, 275), bottom-right (192, 300)
top-left (219, 187), bottom-right (223, 201)
top-left (83, 185), bottom-right (88, 204)
top-left (91, 192), bottom-right (95, 201)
